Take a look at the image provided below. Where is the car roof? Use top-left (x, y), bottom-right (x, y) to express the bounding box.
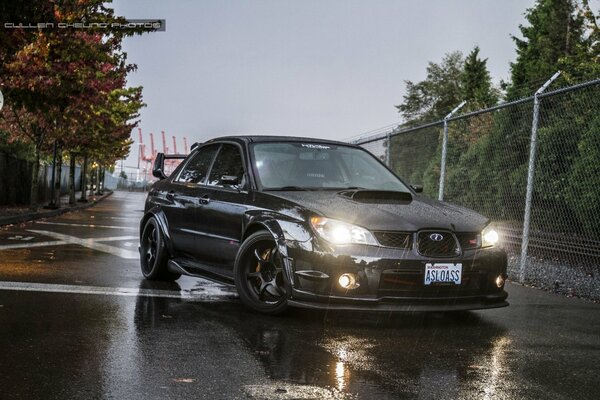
top-left (204, 135), bottom-right (357, 147)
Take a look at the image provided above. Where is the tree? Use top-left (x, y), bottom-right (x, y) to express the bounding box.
top-left (389, 52), bottom-right (464, 188)
top-left (0, 1), bottom-right (54, 161)
top-left (0, 31), bottom-right (60, 209)
top-left (0, 0), bottom-right (153, 208)
top-left (391, 48), bottom-right (499, 192)
top-left (0, 1), bottom-right (54, 72)
top-left (461, 47), bottom-right (499, 110)
top-left (508, 0), bottom-right (586, 97)
top-left (395, 51), bottom-right (465, 124)
top-left (558, 0), bottom-right (600, 80)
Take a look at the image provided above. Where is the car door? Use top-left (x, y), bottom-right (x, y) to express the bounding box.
top-left (194, 143), bottom-right (249, 269)
top-left (161, 144), bottom-right (219, 258)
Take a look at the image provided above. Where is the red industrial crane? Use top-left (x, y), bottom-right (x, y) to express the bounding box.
top-left (161, 130), bottom-right (168, 154)
top-left (138, 128), bottom-right (145, 161)
top-left (134, 128), bottom-right (189, 180)
top-left (138, 128), bottom-right (154, 162)
top-left (149, 132), bottom-right (157, 158)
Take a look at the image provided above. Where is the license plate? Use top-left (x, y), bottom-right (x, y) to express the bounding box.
top-left (424, 263), bottom-right (462, 285)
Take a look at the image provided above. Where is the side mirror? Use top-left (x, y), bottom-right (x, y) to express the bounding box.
top-left (152, 153), bottom-right (167, 180)
top-left (410, 184), bottom-right (423, 193)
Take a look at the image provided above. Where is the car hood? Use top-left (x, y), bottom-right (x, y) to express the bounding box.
top-left (261, 190), bottom-right (489, 232)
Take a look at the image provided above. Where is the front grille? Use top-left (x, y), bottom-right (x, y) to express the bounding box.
top-left (374, 231), bottom-right (412, 249)
top-left (456, 233), bottom-right (480, 250)
top-left (417, 231), bottom-right (460, 257)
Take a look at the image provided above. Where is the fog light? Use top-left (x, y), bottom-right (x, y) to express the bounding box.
top-left (495, 275), bottom-right (505, 288)
top-left (338, 273), bottom-right (360, 290)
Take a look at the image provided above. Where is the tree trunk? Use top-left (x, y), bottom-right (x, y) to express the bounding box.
top-left (89, 162), bottom-right (96, 198)
top-left (96, 166), bottom-right (104, 195)
top-left (54, 146), bottom-right (63, 206)
top-left (29, 145), bottom-right (40, 211)
top-left (69, 153), bottom-right (76, 205)
top-left (99, 167), bottom-right (104, 194)
top-left (78, 154), bottom-right (88, 202)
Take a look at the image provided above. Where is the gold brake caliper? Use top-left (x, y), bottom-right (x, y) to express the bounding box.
top-left (256, 249), bottom-right (271, 272)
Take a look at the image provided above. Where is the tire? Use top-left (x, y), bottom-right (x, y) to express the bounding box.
top-left (140, 217), bottom-right (181, 281)
top-left (234, 231), bottom-right (289, 314)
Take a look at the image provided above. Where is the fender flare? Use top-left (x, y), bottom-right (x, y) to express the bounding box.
top-left (241, 212), bottom-right (312, 255)
top-left (240, 213), bottom-right (311, 294)
top-left (140, 207), bottom-right (175, 256)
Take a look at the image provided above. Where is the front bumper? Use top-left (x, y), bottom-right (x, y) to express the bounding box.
top-left (284, 238), bottom-right (509, 312)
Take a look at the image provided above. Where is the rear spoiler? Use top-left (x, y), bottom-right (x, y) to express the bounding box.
top-left (152, 152), bottom-right (187, 180)
top-left (190, 142), bottom-right (201, 151)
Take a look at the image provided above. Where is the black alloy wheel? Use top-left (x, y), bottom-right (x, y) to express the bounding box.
top-left (140, 217), bottom-right (180, 281)
top-left (234, 231), bottom-right (289, 314)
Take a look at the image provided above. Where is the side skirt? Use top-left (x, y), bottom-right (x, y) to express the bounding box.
top-left (168, 259), bottom-right (235, 286)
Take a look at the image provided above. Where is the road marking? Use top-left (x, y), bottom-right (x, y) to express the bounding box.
top-left (0, 281), bottom-right (237, 301)
top-left (0, 231), bottom-right (138, 257)
top-left (0, 240), bottom-right (68, 250)
top-left (27, 230), bottom-right (139, 259)
top-left (35, 221), bottom-right (137, 230)
top-left (7, 236), bottom-right (34, 241)
top-left (100, 216), bottom-right (141, 221)
top-left (95, 236), bottom-right (139, 242)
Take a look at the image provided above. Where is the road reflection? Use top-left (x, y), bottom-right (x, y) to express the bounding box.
top-left (475, 335), bottom-right (511, 400)
top-left (133, 290), bottom-right (510, 399)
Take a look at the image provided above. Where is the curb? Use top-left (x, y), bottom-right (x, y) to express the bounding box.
top-left (0, 191), bottom-right (114, 227)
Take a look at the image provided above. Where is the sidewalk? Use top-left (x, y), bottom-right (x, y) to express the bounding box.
top-left (0, 190), bottom-right (113, 226)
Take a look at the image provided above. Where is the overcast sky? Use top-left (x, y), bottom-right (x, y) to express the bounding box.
top-left (111, 0), bottom-right (539, 165)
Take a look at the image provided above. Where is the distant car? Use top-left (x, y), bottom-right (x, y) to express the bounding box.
top-left (139, 136), bottom-right (508, 314)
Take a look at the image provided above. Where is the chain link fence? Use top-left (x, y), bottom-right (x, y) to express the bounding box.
top-left (351, 75), bottom-right (600, 300)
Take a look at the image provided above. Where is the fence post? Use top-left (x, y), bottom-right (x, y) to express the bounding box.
top-left (438, 100), bottom-right (466, 201)
top-left (519, 71), bottom-right (561, 283)
top-left (385, 131), bottom-right (391, 167)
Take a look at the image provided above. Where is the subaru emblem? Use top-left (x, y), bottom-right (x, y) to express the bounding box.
top-left (429, 233), bottom-right (444, 241)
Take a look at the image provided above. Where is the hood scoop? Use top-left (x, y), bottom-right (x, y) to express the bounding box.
top-left (338, 190), bottom-right (413, 204)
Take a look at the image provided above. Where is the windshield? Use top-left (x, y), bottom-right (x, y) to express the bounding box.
top-left (251, 142), bottom-right (410, 192)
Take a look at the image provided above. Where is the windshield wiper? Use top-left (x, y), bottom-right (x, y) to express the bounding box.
top-left (317, 186), bottom-right (367, 191)
top-left (343, 186), bottom-right (366, 190)
top-left (266, 186), bottom-right (310, 191)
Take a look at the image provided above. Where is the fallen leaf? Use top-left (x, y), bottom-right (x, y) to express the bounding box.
top-left (173, 378), bottom-right (195, 383)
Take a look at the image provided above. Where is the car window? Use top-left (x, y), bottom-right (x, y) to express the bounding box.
top-left (207, 144), bottom-right (245, 188)
top-left (251, 142), bottom-right (409, 192)
top-left (175, 144), bottom-right (219, 184)
top-left (339, 152), bottom-right (390, 187)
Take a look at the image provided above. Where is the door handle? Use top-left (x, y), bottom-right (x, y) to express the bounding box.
top-left (199, 195), bottom-right (210, 205)
top-left (166, 191), bottom-right (176, 201)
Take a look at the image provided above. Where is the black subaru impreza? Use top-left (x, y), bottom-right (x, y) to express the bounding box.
top-left (140, 136), bottom-right (508, 314)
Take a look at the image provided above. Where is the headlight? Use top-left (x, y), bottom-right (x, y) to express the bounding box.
top-left (481, 225), bottom-right (499, 247)
top-left (310, 216), bottom-right (378, 245)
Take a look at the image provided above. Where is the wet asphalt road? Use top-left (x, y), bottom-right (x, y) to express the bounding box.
top-left (0, 191), bottom-right (599, 400)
